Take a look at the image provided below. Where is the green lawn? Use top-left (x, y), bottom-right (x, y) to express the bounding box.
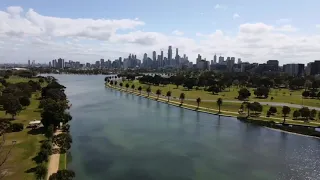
top-left (1, 77), bottom-right (45, 180)
top-left (124, 80), bottom-right (320, 107)
top-left (59, 153), bottom-right (66, 170)
top-left (114, 83), bottom-right (320, 127)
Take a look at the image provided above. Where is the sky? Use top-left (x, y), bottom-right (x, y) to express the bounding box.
top-left (0, 0), bottom-right (320, 65)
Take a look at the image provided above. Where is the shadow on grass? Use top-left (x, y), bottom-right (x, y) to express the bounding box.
top-left (25, 166), bottom-right (37, 174)
top-left (27, 127), bottom-right (44, 135)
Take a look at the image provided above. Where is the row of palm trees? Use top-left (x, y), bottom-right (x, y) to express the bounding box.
top-left (114, 82), bottom-right (224, 114)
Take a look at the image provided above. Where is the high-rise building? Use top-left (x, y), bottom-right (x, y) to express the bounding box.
top-left (160, 50), bottom-right (164, 67)
top-left (237, 58), bottom-right (242, 64)
top-left (153, 51), bottom-right (157, 62)
top-left (168, 46), bottom-right (172, 66)
top-left (218, 56), bottom-right (224, 64)
top-left (57, 58), bottom-right (64, 69)
top-left (309, 60), bottom-right (320, 75)
top-left (267, 60), bottom-right (279, 71)
top-left (100, 59), bottom-right (105, 68)
top-left (28, 60), bottom-right (30, 67)
top-left (283, 63), bottom-right (305, 76)
top-left (213, 54), bottom-right (217, 64)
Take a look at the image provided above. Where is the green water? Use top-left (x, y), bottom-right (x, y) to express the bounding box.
top-left (55, 75), bottom-right (320, 180)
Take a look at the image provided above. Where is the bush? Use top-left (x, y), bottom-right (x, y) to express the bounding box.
top-left (3, 74), bottom-right (9, 79)
top-left (11, 123), bottom-right (24, 132)
top-left (38, 148), bottom-right (50, 162)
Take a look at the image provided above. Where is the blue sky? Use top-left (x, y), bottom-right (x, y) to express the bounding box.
top-left (0, 0), bottom-right (320, 64)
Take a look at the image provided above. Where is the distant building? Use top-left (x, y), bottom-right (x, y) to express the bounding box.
top-left (267, 60), bottom-right (279, 71)
top-left (283, 63), bottom-right (305, 76)
top-left (308, 60), bottom-right (320, 75)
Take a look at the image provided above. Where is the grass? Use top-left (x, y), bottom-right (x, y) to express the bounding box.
top-left (59, 153), bottom-right (66, 170)
top-left (0, 77), bottom-right (45, 180)
top-left (112, 83), bottom-right (320, 127)
top-left (124, 80), bottom-right (320, 108)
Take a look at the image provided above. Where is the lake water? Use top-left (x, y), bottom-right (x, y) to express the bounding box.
top-left (54, 74), bottom-right (320, 180)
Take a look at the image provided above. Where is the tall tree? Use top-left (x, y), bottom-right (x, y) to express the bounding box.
top-left (179, 93), bottom-right (185, 105)
top-left (196, 97), bottom-right (201, 109)
top-left (282, 106), bottom-right (291, 124)
top-left (119, 82), bottom-right (123, 89)
top-left (146, 86), bottom-right (151, 97)
top-left (138, 86), bottom-right (142, 95)
top-left (131, 84), bottom-right (135, 92)
top-left (293, 110), bottom-right (300, 119)
top-left (238, 88), bottom-right (251, 100)
top-left (217, 98), bottom-right (223, 114)
top-left (3, 95), bottom-right (22, 119)
top-left (49, 170), bottom-right (76, 180)
top-left (125, 83), bottom-right (129, 92)
top-left (166, 91), bottom-right (171, 102)
top-left (35, 163), bottom-right (47, 180)
top-left (53, 133), bottom-right (72, 153)
top-left (19, 96), bottom-right (30, 108)
top-left (299, 107), bottom-right (310, 121)
top-left (156, 89), bottom-right (161, 100)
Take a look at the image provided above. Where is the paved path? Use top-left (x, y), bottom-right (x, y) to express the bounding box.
top-left (46, 131), bottom-right (62, 180)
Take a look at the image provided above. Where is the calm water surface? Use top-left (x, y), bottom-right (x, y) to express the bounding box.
top-left (54, 75), bottom-right (320, 180)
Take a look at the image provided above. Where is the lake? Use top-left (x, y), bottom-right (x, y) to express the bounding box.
top-left (54, 74), bottom-right (320, 180)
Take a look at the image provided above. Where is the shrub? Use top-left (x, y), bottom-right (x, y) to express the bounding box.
top-left (38, 148), bottom-right (50, 162)
top-left (11, 123), bottom-right (24, 132)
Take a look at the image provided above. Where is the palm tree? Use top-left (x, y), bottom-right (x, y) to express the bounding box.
top-left (138, 86), bottom-right (142, 95)
top-left (119, 82), bottom-right (123, 89)
top-left (196, 97), bottom-right (201, 109)
top-left (156, 89), bottom-right (161, 100)
top-left (114, 81), bottom-right (118, 86)
top-left (166, 91), bottom-right (172, 102)
top-left (125, 83), bottom-right (129, 92)
top-left (217, 98), bottom-right (223, 114)
top-left (131, 84), bottom-right (135, 92)
top-left (146, 86), bottom-right (151, 97)
top-left (179, 93), bottom-right (185, 105)
top-left (244, 102), bottom-right (251, 118)
top-left (282, 106), bottom-right (291, 124)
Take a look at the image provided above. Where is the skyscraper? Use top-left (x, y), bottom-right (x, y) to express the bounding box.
top-left (160, 50), bottom-right (164, 67)
top-left (100, 59), bottom-right (105, 68)
top-left (153, 51), bottom-right (157, 62)
top-left (168, 46), bottom-right (172, 66)
top-left (213, 54), bottom-right (217, 64)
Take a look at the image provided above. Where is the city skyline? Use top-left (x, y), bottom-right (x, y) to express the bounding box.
top-left (1, 1), bottom-right (320, 64)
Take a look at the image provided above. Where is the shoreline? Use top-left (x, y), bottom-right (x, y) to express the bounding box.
top-left (107, 84), bottom-right (320, 139)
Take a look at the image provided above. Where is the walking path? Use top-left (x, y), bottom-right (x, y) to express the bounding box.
top-left (46, 131), bottom-right (62, 180)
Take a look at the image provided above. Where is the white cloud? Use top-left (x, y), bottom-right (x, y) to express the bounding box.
top-left (214, 4), bottom-right (227, 10)
top-left (276, 25), bottom-right (298, 32)
top-left (276, 18), bottom-right (291, 24)
top-left (172, 30), bottom-right (184, 36)
top-left (0, 6), bottom-right (320, 65)
top-left (316, 24), bottom-right (320, 29)
top-left (233, 13), bottom-right (240, 19)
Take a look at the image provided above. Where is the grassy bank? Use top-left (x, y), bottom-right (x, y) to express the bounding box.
top-left (58, 153), bottom-right (66, 170)
top-left (124, 80), bottom-right (320, 108)
top-left (1, 77), bottom-right (45, 180)
top-left (108, 84), bottom-right (320, 128)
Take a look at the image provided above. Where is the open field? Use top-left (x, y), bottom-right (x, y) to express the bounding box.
top-left (116, 82), bottom-right (320, 127)
top-left (1, 77), bottom-right (45, 180)
top-left (124, 80), bottom-right (320, 108)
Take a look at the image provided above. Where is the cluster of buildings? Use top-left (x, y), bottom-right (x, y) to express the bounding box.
top-left (37, 45), bottom-right (320, 77)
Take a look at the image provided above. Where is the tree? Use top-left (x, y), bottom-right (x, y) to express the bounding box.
top-left (179, 93), bottom-right (185, 104)
top-left (53, 133), bottom-right (72, 153)
top-left (238, 88), bottom-right (251, 100)
top-left (114, 81), bottom-right (118, 86)
top-left (138, 86), bottom-right (142, 95)
top-left (183, 78), bottom-right (196, 90)
top-left (49, 170), bottom-right (76, 180)
top-left (125, 83), bottom-right (129, 91)
top-left (268, 106), bottom-right (277, 115)
top-left (196, 97), bottom-right (201, 109)
top-left (293, 110), bottom-right (300, 119)
top-left (35, 163), bottom-right (47, 180)
top-left (146, 86), bottom-right (151, 97)
top-left (243, 102), bottom-right (251, 117)
top-left (302, 91), bottom-right (310, 98)
top-left (131, 84), bottom-right (135, 92)
top-left (217, 98), bottom-right (223, 114)
top-left (19, 96), bottom-right (30, 108)
top-left (119, 82), bottom-right (123, 89)
top-left (250, 102), bottom-right (263, 115)
top-left (310, 109), bottom-right (317, 120)
top-left (282, 106), bottom-right (291, 124)
top-left (39, 78), bottom-right (44, 84)
top-left (110, 80), bottom-right (114, 85)
top-left (299, 107), bottom-right (310, 121)
top-left (3, 95), bottom-right (22, 119)
top-left (173, 75), bottom-right (185, 88)
top-left (156, 89), bottom-right (161, 100)
top-left (166, 91), bottom-right (171, 102)
top-left (254, 86), bottom-right (269, 98)
top-left (41, 99), bottom-right (68, 129)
